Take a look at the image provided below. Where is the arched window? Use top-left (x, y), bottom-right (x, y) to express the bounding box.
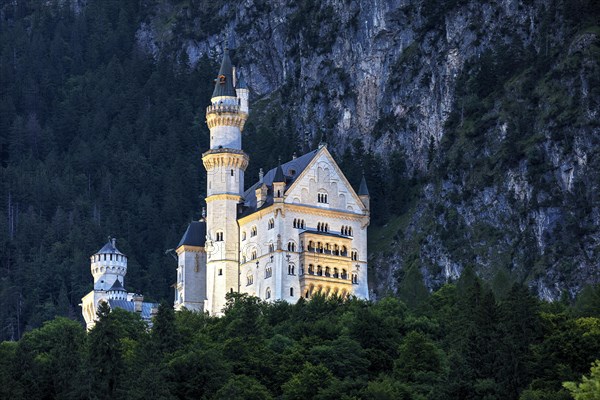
top-left (308, 241), bottom-right (314, 251)
top-left (308, 264), bottom-right (314, 275)
top-left (293, 219), bottom-right (297, 228)
top-left (251, 226), bottom-right (257, 237)
top-left (266, 287), bottom-right (271, 299)
top-left (247, 272), bottom-right (254, 286)
top-left (300, 220), bottom-right (305, 229)
top-left (242, 231), bottom-right (246, 240)
top-left (215, 231), bottom-right (224, 241)
top-left (325, 266), bottom-right (330, 277)
top-left (268, 243), bottom-right (274, 253)
top-left (288, 242), bottom-right (296, 252)
top-left (352, 273), bottom-right (358, 284)
top-left (351, 251), bottom-right (358, 261)
top-left (290, 287), bottom-right (294, 296)
top-left (265, 267), bottom-right (272, 278)
top-left (341, 246), bottom-right (347, 256)
top-left (251, 250), bottom-right (257, 260)
top-left (317, 265), bottom-right (323, 276)
top-left (333, 268), bottom-right (339, 278)
top-left (288, 264), bottom-right (295, 275)
top-left (317, 192), bottom-right (328, 203)
top-left (268, 218), bottom-right (274, 229)
top-left (342, 269), bottom-right (348, 280)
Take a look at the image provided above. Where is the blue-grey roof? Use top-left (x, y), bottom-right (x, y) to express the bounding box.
top-left (108, 300), bottom-right (158, 320)
top-left (96, 239), bottom-right (124, 255)
top-left (177, 221), bottom-right (206, 248)
top-left (358, 175), bottom-right (369, 196)
top-left (212, 49), bottom-right (236, 98)
top-left (242, 149), bottom-right (319, 214)
top-left (109, 278), bottom-right (125, 292)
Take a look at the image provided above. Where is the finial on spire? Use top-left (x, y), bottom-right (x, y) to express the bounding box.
top-left (259, 168), bottom-right (264, 183)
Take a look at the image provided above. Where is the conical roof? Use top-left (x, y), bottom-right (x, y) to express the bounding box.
top-left (358, 174), bottom-right (369, 196)
top-left (212, 49), bottom-right (236, 98)
top-left (96, 238), bottom-right (125, 255)
top-left (273, 164), bottom-right (285, 183)
top-left (109, 278), bottom-right (125, 292)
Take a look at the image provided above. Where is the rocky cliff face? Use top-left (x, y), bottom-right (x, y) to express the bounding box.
top-left (137, 0), bottom-right (599, 300)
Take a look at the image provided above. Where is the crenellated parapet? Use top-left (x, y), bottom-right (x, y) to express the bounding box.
top-left (202, 148), bottom-right (249, 171)
top-left (206, 103), bottom-right (248, 131)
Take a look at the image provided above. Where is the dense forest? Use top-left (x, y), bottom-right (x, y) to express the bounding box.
top-left (1, 273), bottom-right (600, 399)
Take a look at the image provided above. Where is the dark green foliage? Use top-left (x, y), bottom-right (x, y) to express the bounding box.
top-left (0, 290), bottom-right (598, 399)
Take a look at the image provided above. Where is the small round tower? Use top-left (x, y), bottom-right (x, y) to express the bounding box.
top-left (90, 237), bottom-right (128, 291)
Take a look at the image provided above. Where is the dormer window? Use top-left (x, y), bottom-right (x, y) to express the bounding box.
top-left (219, 74), bottom-right (226, 84)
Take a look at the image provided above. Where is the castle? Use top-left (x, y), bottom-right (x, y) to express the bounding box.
top-left (174, 50), bottom-right (370, 315)
top-left (81, 238), bottom-right (158, 329)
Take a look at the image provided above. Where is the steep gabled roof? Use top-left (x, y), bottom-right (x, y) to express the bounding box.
top-left (212, 49), bottom-right (236, 98)
top-left (242, 149), bottom-right (319, 213)
top-left (177, 221), bottom-right (206, 248)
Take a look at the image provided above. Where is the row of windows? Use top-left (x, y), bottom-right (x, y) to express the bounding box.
top-left (92, 254), bottom-right (125, 262)
top-left (240, 221), bottom-right (354, 239)
top-left (317, 193), bottom-right (328, 203)
top-left (242, 243), bottom-right (358, 263)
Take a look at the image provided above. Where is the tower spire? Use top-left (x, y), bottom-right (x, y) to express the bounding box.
top-left (212, 49), bottom-right (236, 99)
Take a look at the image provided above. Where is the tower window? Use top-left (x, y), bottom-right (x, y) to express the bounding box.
top-left (287, 242), bottom-right (296, 252)
top-left (290, 287), bottom-right (294, 296)
top-left (268, 218), bottom-right (274, 229)
top-left (341, 226), bottom-right (353, 236)
top-left (269, 243), bottom-right (274, 253)
top-left (351, 251), bottom-right (358, 261)
top-left (293, 219), bottom-right (305, 229)
top-left (230, 169), bottom-right (234, 176)
top-left (218, 269), bottom-right (223, 276)
top-left (215, 232), bottom-right (224, 241)
top-left (265, 267), bottom-right (272, 278)
top-left (251, 250), bottom-right (257, 260)
top-left (251, 226), bottom-right (257, 237)
top-left (288, 265), bottom-right (295, 275)
top-left (266, 287), bottom-right (271, 299)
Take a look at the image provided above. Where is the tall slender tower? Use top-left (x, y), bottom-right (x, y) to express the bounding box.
top-left (202, 49), bottom-right (249, 315)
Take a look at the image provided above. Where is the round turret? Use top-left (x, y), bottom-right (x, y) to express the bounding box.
top-left (90, 238), bottom-right (128, 291)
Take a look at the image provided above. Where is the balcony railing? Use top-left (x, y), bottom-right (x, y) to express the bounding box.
top-left (206, 103), bottom-right (240, 114)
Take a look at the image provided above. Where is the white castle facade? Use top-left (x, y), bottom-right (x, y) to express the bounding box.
top-left (174, 50), bottom-right (370, 315)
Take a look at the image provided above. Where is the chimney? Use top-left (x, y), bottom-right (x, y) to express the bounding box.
top-left (255, 183), bottom-right (267, 208)
top-left (133, 294), bottom-right (143, 312)
top-left (258, 168), bottom-right (264, 183)
top-left (111, 237), bottom-right (116, 247)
